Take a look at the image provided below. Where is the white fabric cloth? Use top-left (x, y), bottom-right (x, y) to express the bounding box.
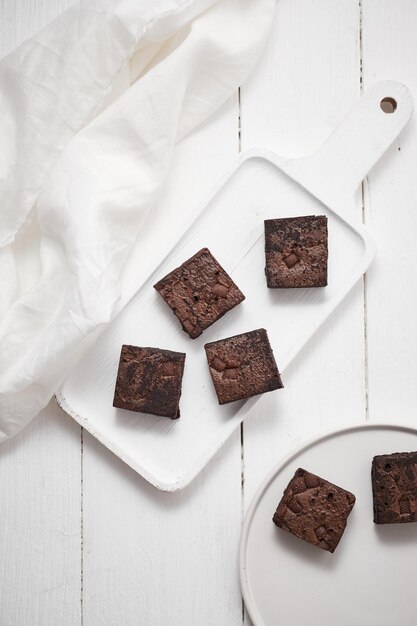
top-left (0, 0), bottom-right (275, 441)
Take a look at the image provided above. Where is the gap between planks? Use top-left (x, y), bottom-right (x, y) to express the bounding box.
top-left (359, 0), bottom-right (370, 422)
top-left (237, 84), bottom-right (246, 626)
top-left (81, 426), bottom-right (84, 626)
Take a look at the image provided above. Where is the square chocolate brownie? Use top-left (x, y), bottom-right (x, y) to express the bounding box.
top-left (153, 248), bottom-right (245, 339)
top-left (372, 451), bottom-right (417, 524)
top-left (273, 468), bottom-right (356, 553)
top-left (113, 345), bottom-right (185, 419)
top-left (204, 328), bottom-right (283, 405)
top-left (265, 215), bottom-right (328, 288)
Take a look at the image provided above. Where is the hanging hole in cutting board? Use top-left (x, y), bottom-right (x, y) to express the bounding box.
top-left (380, 97), bottom-right (397, 113)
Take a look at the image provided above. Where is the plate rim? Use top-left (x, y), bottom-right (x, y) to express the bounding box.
top-left (239, 420), bottom-right (417, 626)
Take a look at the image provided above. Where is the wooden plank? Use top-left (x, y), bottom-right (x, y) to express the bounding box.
top-left (0, 3), bottom-right (82, 625)
top-left (240, 1), bottom-right (365, 619)
top-left (362, 0), bottom-right (417, 421)
top-left (0, 401), bottom-right (81, 626)
top-left (82, 98), bottom-right (244, 625)
top-left (83, 429), bottom-right (242, 626)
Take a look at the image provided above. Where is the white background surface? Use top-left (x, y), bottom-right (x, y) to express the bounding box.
top-left (1, 1), bottom-right (417, 625)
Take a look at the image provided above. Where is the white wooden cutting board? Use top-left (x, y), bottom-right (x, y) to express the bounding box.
top-left (57, 81), bottom-right (413, 491)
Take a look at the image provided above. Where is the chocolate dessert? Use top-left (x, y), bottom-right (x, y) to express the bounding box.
top-left (204, 328), bottom-right (283, 405)
top-left (113, 345), bottom-right (185, 419)
top-left (154, 248), bottom-right (245, 339)
top-left (372, 451), bottom-right (417, 524)
top-left (273, 468), bottom-right (356, 553)
top-left (265, 215), bottom-right (328, 288)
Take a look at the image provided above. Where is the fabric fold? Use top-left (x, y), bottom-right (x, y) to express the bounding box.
top-left (0, 0), bottom-right (275, 441)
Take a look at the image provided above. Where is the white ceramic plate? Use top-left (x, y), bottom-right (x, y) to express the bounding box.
top-left (240, 423), bottom-right (417, 626)
top-left (56, 82), bottom-right (413, 491)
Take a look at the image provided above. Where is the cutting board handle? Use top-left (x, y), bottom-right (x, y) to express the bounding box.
top-left (284, 81), bottom-right (413, 208)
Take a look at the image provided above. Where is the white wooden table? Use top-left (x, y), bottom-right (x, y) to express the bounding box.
top-left (1, 2), bottom-right (416, 624)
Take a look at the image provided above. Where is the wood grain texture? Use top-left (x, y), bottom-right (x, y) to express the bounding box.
top-left (0, 401), bottom-right (81, 626)
top-left (83, 429), bottom-right (242, 626)
top-left (362, 0), bottom-right (417, 422)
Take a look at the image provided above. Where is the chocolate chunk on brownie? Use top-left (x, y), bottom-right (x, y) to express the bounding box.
top-left (153, 248), bottom-right (245, 339)
top-left (204, 328), bottom-right (283, 405)
top-left (113, 345), bottom-right (185, 419)
top-left (273, 468), bottom-right (356, 553)
top-left (265, 215), bottom-right (328, 288)
top-left (372, 451), bottom-right (417, 524)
